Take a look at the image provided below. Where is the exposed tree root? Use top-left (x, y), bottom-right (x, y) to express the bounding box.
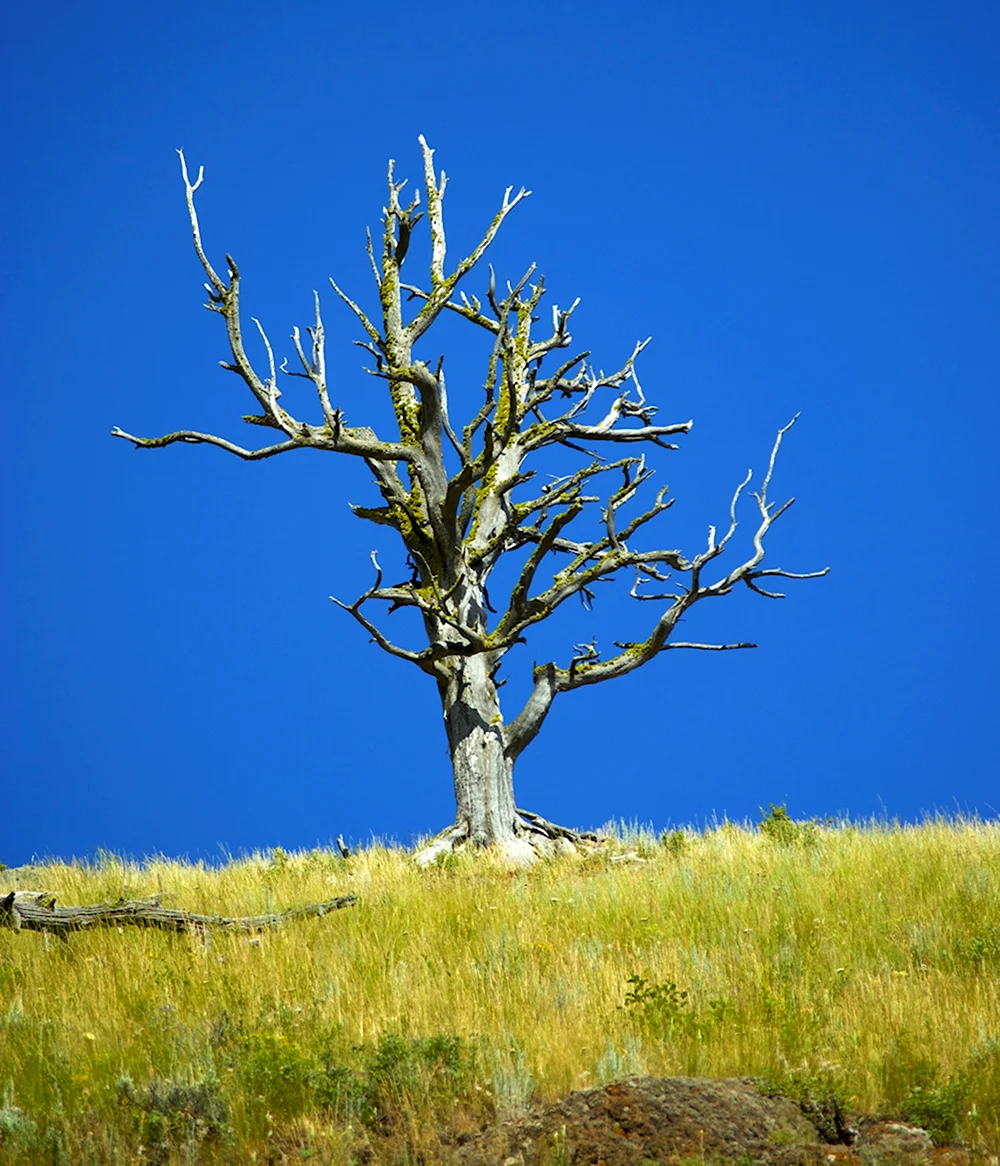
top-left (516, 809), bottom-right (600, 845)
top-left (414, 810), bottom-right (602, 867)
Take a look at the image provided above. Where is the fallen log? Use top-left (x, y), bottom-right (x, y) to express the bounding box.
top-left (0, 889), bottom-right (357, 937)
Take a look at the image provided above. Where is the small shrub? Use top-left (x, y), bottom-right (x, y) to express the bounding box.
top-left (487, 1040), bottom-right (536, 1119)
top-left (756, 1070), bottom-right (853, 1144)
top-left (758, 805), bottom-right (818, 847)
top-left (0, 1100), bottom-right (38, 1152)
top-left (433, 849), bottom-right (462, 872)
top-left (767, 1128), bottom-right (797, 1145)
top-left (238, 1033), bottom-right (316, 1119)
top-left (900, 1079), bottom-right (969, 1145)
top-left (624, 975), bottom-right (691, 1036)
top-left (659, 829), bottom-right (688, 857)
top-left (953, 929), bottom-right (1000, 970)
top-left (313, 1060), bottom-right (373, 1124)
top-left (366, 1033), bottom-right (468, 1111)
top-left (623, 977), bottom-right (737, 1041)
top-left (316, 1032), bottom-right (473, 1131)
top-left (117, 1072), bottom-right (229, 1162)
top-left (706, 997), bottom-right (737, 1026)
top-left (625, 975), bottom-right (688, 1013)
top-left (208, 1008), bottom-right (243, 1048)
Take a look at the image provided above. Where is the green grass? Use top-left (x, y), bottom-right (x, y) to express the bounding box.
top-left (1, 815), bottom-right (998, 1163)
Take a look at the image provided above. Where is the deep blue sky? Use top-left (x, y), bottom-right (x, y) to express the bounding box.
top-left (3, 2), bottom-right (997, 866)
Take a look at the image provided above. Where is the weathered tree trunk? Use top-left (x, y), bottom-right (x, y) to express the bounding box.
top-left (413, 478), bottom-right (604, 865)
top-left (0, 890), bottom-right (356, 937)
top-left (440, 653), bottom-right (517, 847)
top-left (419, 621), bottom-right (599, 865)
top-left (418, 571), bottom-right (531, 863)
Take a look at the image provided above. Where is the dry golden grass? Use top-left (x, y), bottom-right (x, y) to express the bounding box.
top-left (0, 815), bottom-right (998, 1163)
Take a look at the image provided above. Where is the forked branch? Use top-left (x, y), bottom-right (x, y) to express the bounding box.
top-left (112, 151), bottom-right (410, 467)
top-left (503, 417), bottom-right (828, 760)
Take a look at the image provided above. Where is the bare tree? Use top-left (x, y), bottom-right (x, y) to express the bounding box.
top-left (113, 139), bottom-right (827, 864)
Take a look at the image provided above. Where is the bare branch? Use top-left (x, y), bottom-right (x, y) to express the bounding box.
top-left (408, 145), bottom-right (530, 343)
top-left (176, 150), bottom-right (225, 295)
top-left (251, 316), bottom-right (279, 405)
top-left (701, 417), bottom-right (829, 597)
top-left (505, 605), bottom-right (755, 761)
top-left (437, 365), bottom-right (467, 463)
top-left (717, 468), bottom-right (753, 549)
top-left (762, 412), bottom-right (799, 498)
top-left (111, 427), bottom-right (302, 460)
top-left (752, 567), bottom-right (831, 581)
top-left (400, 282), bottom-right (500, 334)
top-left (602, 456), bottom-right (654, 550)
top-left (287, 292), bottom-right (337, 429)
top-left (662, 641), bottom-right (757, 652)
top-left (173, 153), bottom-right (283, 425)
top-left (503, 412), bottom-right (829, 761)
top-left (330, 552), bottom-right (429, 668)
top-left (543, 416), bottom-right (693, 449)
top-left (474, 450), bottom-right (653, 582)
top-left (418, 134), bottom-right (448, 284)
top-left (112, 419), bottom-right (416, 465)
top-left (365, 226), bottom-right (381, 288)
top-left (744, 566), bottom-right (830, 598)
top-left (630, 567), bottom-right (681, 602)
top-left (529, 298), bottom-right (581, 361)
top-left (329, 277), bottom-right (384, 349)
top-left (531, 337), bottom-right (651, 421)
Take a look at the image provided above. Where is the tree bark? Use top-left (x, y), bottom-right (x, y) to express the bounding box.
top-left (440, 653), bottom-right (517, 848)
top-left (420, 633), bottom-right (600, 865)
top-left (0, 890), bottom-right (356, 937)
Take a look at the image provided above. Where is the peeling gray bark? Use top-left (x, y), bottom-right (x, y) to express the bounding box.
top-left (441, 653), bottom-right (514, 847)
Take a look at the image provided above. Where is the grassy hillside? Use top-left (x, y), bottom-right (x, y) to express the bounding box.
top-left (1, 814), bottom-right (998, 1163)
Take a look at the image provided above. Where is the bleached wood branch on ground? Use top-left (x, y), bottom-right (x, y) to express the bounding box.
top-left (0, 890), bottom-right (356, 937)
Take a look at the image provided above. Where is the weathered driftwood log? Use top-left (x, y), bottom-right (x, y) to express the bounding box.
top-left (0, 890), bottom-right (357, 937)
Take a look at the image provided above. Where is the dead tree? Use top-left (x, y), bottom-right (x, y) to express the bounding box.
top-left (113, 138), bottom-right (827, 864)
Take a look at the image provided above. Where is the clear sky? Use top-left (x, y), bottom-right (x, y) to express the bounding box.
top-left (3, 1), bottom-right (997, 866)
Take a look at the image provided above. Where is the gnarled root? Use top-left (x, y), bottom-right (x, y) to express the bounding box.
top-left (413, 822), bottom-right (473, 867)
top-left (414, 810), bottom-right (602, 867)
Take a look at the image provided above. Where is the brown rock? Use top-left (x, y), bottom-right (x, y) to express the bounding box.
top-left (454, 1076), bottom-right (825, 1165)
top-left (856, 1122), bottom-right (969, 1166)
top-left (451, 1078), bottom-right (966, 1166)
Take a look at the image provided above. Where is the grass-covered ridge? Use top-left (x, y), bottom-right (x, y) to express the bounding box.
top-left (1, 814), bottom-right (998, 1163)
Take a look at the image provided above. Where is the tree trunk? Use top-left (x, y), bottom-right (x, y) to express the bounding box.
top-left (440, 653), bottom-right (517, 849)
top-left (417, 652), bottom-right (595, 865)
top-left (421, 570), bottom-right (538, 864)
top-left (410, 544), bottom-right (602, 865)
